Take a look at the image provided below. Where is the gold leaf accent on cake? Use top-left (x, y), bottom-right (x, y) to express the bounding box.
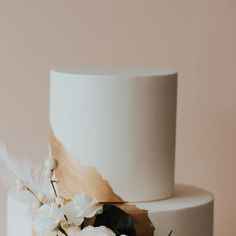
top-left (50, 129), bottom-right (122, 202)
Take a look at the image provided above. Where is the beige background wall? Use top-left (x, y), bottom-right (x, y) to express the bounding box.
top-left (0, 0), bottom-right (235, 235)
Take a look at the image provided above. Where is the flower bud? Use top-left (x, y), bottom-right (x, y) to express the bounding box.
top-left (44, 157), bottom-right (58, 170)
top-left (32, 201), bottom-right (42, 210)
top-left (55, 196), bottom-right (64, 205)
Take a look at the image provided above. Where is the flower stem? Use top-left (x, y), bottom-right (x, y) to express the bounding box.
top-left (50, 179), bottom-right (58, 197)
top-left (50, 171), bottom-right (69, 224)
top-left (50, 170), bottom-right (58, 198)
top-left (50, 170), bottom-right (69, 230)
top-left (64, 214), bottom-right (68, 221)
top-left (58, 224), bottom-right (68, 236)
top-left (26, 187), bottom-right (41, 203)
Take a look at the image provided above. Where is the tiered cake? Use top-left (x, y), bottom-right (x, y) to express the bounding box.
top-left (7, 68), bottom-right (214, 236)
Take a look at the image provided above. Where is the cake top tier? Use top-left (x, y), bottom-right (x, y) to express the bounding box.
top-left (51, 67), bottom-right (176, 77)
top-left (50, 68), bottom-right (177, 202)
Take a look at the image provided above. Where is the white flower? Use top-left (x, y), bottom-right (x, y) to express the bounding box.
top-left (78, 226), bottom-right (116, 236)
top-left (67, 226), bottom-right (116, 236)
top-left (62, 201), bottom-right (84, 226)
top-left (33, 202), bottom-right (63, 234)
top-left (63, 192), bottom-right (101, 226)
top-left (72, 192), bottom-right (98, 218)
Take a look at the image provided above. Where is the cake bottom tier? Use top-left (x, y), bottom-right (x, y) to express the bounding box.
top-left (134, 184), bottom-right (214, 236)
top-left (7, 184), bottom-right (214, 236)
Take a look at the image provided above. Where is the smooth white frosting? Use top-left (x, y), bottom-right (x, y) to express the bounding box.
top-left (7, 197), bottom-right (31, 236)
top-left (51, 67), bottom-right (177, 77)
top-left (50, 68), bottom-right (177, 202)
top-left (136, 185), bottom-right (214, 236)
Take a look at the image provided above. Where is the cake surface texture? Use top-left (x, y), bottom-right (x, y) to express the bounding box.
top-left (50, 68), bottom-right (177, 202)
top-left (6, 68), bottom-right (214, 236)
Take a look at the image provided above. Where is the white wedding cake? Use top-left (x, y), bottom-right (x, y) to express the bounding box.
top-left (7, 68), bottom-right (214, 236)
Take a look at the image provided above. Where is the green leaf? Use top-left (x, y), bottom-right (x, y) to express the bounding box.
top-left (94, 204), bottom-right (136, 236)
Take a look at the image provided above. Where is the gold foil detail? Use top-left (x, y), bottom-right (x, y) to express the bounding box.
top-left (50, 129), bottom-right (122, 202)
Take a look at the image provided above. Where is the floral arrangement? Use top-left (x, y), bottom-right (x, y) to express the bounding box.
top-left (0, 146), bottom-right (135, 236)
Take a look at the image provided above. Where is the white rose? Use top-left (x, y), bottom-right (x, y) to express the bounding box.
top-left (78, 226), bottom-right (115, 236)
top-left (33, 202), bottom-right (63, 234)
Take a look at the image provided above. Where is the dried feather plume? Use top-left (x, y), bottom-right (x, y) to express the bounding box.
top-left (0, 145), bottom-right (53, 204)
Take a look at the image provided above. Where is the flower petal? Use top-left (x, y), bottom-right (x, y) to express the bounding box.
top-left (78, 226), bottom-right (116, 236)
top-left (33, 203), bottom-right (63, 234)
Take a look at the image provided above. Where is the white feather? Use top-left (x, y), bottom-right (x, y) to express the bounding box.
top-left (0, 145), bottom-right (53, 204)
